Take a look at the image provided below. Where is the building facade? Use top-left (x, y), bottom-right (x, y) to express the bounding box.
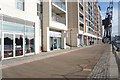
top-left (0, 0), bottom-right (68, 60)
top-left (42, 0), bottom-right (68, 51)
top-left (0, 0), bottom-right (41, 60)
top-left (67, 0), bottom-right (102, 47)
top-left (0, 0), bottom-right (102, 60)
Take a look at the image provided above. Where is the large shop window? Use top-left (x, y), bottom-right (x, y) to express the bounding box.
top-left (2, 19), bottom-right (35, 55)
top-left (25, 26), bottom-right (35, 54)
top-left (3, 21), bottom-right (24, 33)
top-left (0, 15), bottom-right (2, 60)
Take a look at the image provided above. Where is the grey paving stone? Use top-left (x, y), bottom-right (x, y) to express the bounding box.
top-left (88, 45), bottom-right (119, 80)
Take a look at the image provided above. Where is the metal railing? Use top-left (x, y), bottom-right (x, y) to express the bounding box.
top-left (52, 12), bottom-right (66, 25)
top-left (52, 0), bottom-right (66, 11)
top-left (112, 40), bottom-right (120, 74)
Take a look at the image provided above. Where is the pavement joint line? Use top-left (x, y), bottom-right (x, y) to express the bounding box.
top-left (2, 44), bottom-right (99, 69)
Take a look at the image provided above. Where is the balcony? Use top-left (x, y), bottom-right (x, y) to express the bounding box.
top-left (52, 0), bottom-right (66, 11)
top-left (80, 26), bottom-right (84, 31)
top-left (52, 12), bottom-right (66, 25)
top-left (80, 17), bottom-right (84, 23)
top-left (79, 8), bottom-right (83, 14)
top-left (79, 0), bottom-right (83, 5)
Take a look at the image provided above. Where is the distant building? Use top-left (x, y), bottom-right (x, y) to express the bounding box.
top-left (67, 0), bottom-right (102, 47)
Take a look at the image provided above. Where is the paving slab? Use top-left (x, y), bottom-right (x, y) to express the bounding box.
top-left (1, 44), bottom-right (112, 79)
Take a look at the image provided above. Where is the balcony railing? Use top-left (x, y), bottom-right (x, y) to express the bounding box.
top-left (79, 8), bottom-right (83, 14)
top-left (80, 17), bottom-right (84, 23)
top-left (79, 0), bottom-right (83, 5)
top-left (52, 13), bottom-right (66, 25)
top-left (52, 0), bottom-right (66, 11)
top-left (80, 26), bottom-right (84, 31)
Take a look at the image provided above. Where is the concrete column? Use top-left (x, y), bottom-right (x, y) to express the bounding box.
top-left (61, 31), bottom-right (66, 49)
top-left (42, 1), bottom-right (50, 52)
top-left (67, 2), bottom-right (78, 47)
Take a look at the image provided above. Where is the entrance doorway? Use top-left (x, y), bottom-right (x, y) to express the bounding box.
top-left (50, 37), bottom-right (61, 50)
top-left (2, 33), bottom-right (24, 59)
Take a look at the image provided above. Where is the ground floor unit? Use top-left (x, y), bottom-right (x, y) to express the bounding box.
top-left (0, 14), bottom-right (67, 60)
top-left (66, 30), bottom-right (102, 47)
top-left (0, 14), bottom-right (38, 60)
top-left (0, 14), bottom-right (102, 60)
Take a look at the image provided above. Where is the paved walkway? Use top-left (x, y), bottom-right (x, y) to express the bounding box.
top-left (1, 44), bottom-right (119, 80)
top-left (88, 44), bottom-right (119, 80)
top-left (2, 46), bottom-right (89, 69)
top-left (2, 44), bottom-right (106, 78)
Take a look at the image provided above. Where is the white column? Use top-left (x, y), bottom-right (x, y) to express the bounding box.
top-left (35, 19), bottom-right (40, 54)
top-left (61, 31), bottom-right (66, 49)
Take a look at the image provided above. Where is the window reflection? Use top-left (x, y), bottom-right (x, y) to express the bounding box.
top-left (25, 26), bottom-right (35, 54)
top-left (0, 18), bottom-right (1, 60)
top-left (15, 35), bottom-right (23, 56)
top-left (4, 34), bottom-right (14, 58)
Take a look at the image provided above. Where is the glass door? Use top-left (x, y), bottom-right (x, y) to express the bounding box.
top-left (53, 38), bottom-right (57, 49)
top-left (15, 34), bottom-right (23, 57)
top-left (50, 37), bottom-right (54, 50)
top-left (3, 33), bottom-right (14, 58)
top-left (2, 33), bottom-right (24, 59)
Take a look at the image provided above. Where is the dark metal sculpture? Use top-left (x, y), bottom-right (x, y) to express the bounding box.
top-left (102, 0), bottom-right (113, 43)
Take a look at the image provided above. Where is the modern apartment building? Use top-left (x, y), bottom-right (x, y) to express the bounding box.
top-left (0, 0), bottom-right (102, 60)
top-left (67, 0), bottom-right (102, 47)
top-left (0, 0), bottom-right (41, 60)
top-left (42, 0), bottom-right (67, 51)
top-left (0, 0), bottom-right (68, 60)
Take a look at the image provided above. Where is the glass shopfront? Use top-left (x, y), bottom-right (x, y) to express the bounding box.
top-left (1, 15), bottom-right (35, 59)
top-left (50, 37), bottom-right (61, 50)
top-left (49, 31), bottom-right (61, 50)
top-left (25, 25), bottom-right (35, 54)
top-left (0, 15), bottom-right (2, 60)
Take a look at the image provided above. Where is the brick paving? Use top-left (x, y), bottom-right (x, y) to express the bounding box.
top-left (88, 45), bottom-right (119, 80)
top-left (1, 44), bottom-right (119, 80)
top-left (88, 47), bottom-right (110, 79)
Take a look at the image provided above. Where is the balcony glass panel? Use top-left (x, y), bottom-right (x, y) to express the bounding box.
top-left (79, 0), bottom-right (83, 5)
top-left (79, 8), bottom-right (83, 14)
top-left (80, 26), bottom-right (84, 31)
top-left (52, 0), bottom-right (66, 11)
top-left (80, 17), bottom-right (84, 23)
top-left (52, 13), bottom-right (66, 25)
